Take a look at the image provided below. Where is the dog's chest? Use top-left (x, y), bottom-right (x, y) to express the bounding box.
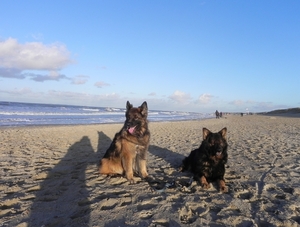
top-left (209, 154), bottom-right (224, 166)
top-left (135, 144), bottom-right (145, 154)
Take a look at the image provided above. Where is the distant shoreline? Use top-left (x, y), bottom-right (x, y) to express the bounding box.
top-left (259, 107), bottom-right (300, 118)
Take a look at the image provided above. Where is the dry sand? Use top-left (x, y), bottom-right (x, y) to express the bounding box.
top-left (0, 114), bottom-right (300, 227)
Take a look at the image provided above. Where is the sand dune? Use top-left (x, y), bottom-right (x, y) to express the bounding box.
top-left (1, 115), bottom-right (300, 226)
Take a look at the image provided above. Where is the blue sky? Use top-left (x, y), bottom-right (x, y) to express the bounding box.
top-left (0, 1), bottom-right (299, 113)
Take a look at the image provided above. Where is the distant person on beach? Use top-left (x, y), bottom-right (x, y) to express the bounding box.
top-left (215, 110), bottom-right (220, 119)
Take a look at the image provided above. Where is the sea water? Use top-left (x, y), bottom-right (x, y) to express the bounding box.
top-left (0, 101), bottom-right (212, 127)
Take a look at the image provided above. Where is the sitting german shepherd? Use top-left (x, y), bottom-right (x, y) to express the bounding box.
top-left (180, 127), bottom-right (228, 192)
top-left (99, 101), bottom-right (150, 183)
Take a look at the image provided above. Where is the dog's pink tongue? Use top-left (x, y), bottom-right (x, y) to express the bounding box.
top-left (128, 126), bottom-right (136, 134)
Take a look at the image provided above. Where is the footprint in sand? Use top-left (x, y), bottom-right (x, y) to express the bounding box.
top-left (139, 210), bottom-right (153, 219)
top-left (120, 196), bottom-right (132, 206)
top-left (95, 190), bottom-right (133, 211)
top-left (178, 202), bottom-right (210, 224)
top-left (134, 196), bottom-right (162, 221)
top-left (100, 198), bottom-right (119, 210)
top-left (237, 191), bottom-right (253, 200)
top-left (137, 199), bottom-right (158, 220)
top-left (137, 200), bottom-right (157, 212)
top-left (151, 218), bottom-right (169, 226)
top-left (179, 205), bottom-right (197, 224)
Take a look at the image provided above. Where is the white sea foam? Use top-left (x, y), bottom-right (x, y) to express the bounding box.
top-left (0, 101), bottom-right (212, 127)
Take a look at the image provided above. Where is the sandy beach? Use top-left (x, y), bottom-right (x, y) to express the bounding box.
top-left (1, 114), bottom-right (300, 227)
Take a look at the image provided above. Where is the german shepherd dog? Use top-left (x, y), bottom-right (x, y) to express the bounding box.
top-left (99, 101), bottom-right (150, 184)
top-left (180, 127), bottom-right (228, 192)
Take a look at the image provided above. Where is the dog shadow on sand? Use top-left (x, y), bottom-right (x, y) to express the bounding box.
top-left (26, 130), bottom-right (189, 226)
top-left (26, 131), bottom-right (111, 226)
top-left (147, 145), bottom-right (193, 189)
top-left (149, 145), bottom-right (186, 169)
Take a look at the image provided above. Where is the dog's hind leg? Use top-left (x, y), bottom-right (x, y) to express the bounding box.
top-left (99, 158), bottom-right (123, 175)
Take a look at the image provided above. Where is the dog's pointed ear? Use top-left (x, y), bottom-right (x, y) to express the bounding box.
top-left (126, 101), bottom-right (133, 110)
top-left (219, 127), bottom-right (227, 139)
top-left (140, 101), bottom-right (148, 116)
top-left (203, 128), bottom-right (211, 140)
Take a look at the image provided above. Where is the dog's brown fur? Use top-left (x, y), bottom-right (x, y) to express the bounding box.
top-left (99, 101), bottom-right (150, 183)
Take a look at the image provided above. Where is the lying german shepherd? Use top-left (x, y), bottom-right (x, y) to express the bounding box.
top-left (180, 127), bottom-right (228, 192)
top-left (99, 101), bottom-right (150, 183)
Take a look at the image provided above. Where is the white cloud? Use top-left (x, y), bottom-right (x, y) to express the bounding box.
top-left (72, 75), bottom-right (89, 85)
top-left (48, 90), bottom-right (89, 98)
top-left (169, 90), bottom-right (191, 104)
top-left (45, 90), bottom-right (121, 106)
top-left (94, 81), bottom-right (110, 88)
top-left (0, 38), bottom-right (76, 83)
top-left (0, 38), bottom-right (72, 70)
top-left (29, 71), bottom-right (70, 82)
top-left (0, 68), bottom-right (70, 82)
top-left (48, 90), bottom-right (119, 100)
top-left (0, 86), bottom-right (288, 113)
top-left (198, 93), bottom-right (213, 104)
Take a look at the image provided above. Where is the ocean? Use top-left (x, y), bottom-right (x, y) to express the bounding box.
top-left (0, 101), bottom-right (213, 127)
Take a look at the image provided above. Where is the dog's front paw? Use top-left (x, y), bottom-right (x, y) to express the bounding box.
top-left (201, 182), bottom-right (211, 189)
top-left (128, 178), bottom-right (136, 184)
top-left (219, 186), bottom-right (228, 193)
top-left (199, 176), bottom-right (210, 189)
top-left (140, 172), bottom-right (149, 179)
